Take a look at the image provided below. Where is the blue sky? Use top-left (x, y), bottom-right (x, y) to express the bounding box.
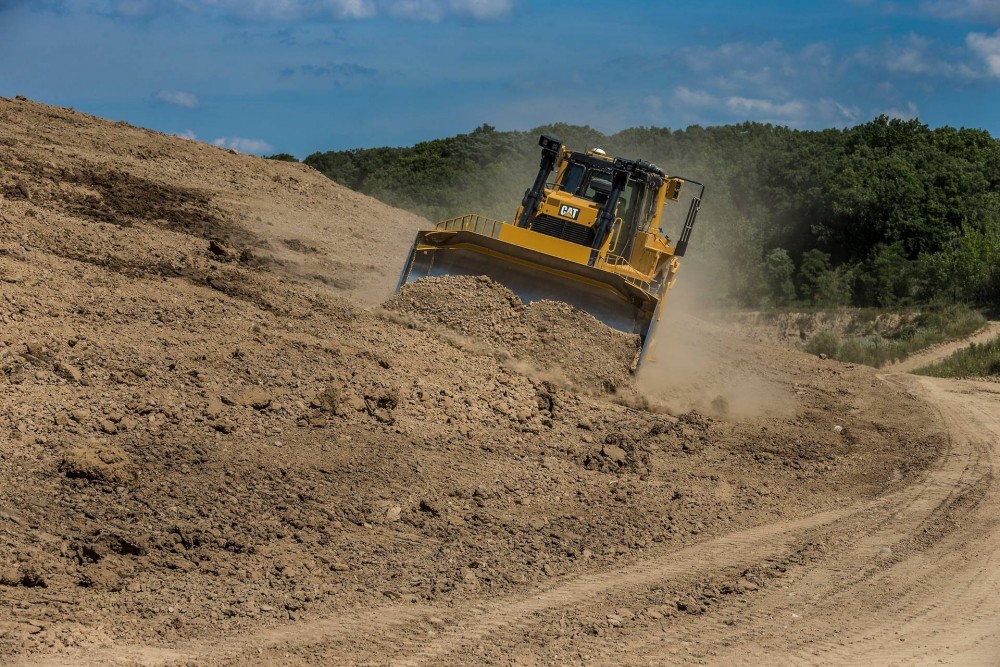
top-left (1, 0), bottom-right (999, 156)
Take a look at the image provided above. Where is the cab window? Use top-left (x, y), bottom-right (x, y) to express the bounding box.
top-left (559, 162), bottom-right (586, 195)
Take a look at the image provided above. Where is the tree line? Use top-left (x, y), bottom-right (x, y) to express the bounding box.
top-left (286, 118), bottom-right (1000, 310)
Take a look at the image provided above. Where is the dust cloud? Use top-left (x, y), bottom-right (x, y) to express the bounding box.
top-left (637, 266), bottom-right (795, 420)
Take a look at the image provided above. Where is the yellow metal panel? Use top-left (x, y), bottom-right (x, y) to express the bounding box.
top-left (496, 223), bottom-right (592, 265)
top-left (537, 192), bottom-right (600, 227)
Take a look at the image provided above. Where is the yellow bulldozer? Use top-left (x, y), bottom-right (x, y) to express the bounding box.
top-left (397, 134), bottom-right (703, 367)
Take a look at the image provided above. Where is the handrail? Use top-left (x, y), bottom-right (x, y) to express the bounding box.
top-left (602, 252), bottom-right (652, 292)
top-left (433, 214), bottom-right (505, 239)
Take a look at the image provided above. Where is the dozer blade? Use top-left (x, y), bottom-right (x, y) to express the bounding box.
top-left (397, 230), bottom-right (660, 340)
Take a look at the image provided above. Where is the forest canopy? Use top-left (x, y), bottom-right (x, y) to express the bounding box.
top-left (304, 118), bottom-right (1000, 309)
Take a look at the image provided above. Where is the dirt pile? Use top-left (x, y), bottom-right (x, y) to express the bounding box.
top-left (0, 97), bottom-right (944, 665)
top-left (0, 97), bottom-right (426, 304)
top-left (385, 275), bottom-right (640, 393)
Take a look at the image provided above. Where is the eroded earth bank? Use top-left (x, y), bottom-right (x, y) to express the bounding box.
top-left (4, 98), bottom-right (991, 667)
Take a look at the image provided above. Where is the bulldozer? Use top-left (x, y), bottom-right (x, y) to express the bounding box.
top-left (397, 134), bottom-right (703, 367)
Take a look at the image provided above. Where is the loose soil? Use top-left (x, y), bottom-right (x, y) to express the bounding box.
top-left (385, 275), bottom-right (640, 393)
top-left (2, 97), bottom-right (989, 666)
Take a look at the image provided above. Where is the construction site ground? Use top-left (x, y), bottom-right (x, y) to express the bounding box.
top-left (0, 98), bottom-right (996, 666)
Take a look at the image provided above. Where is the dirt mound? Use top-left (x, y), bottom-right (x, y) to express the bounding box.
top-left (0, 97), bottom-right (944, 664)
top-left (385, 275), bottom-right (640, 393)
top-left (0, 97), bottom-right (426, 304)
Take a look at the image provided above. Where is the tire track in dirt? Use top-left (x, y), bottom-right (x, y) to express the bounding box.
top-left (595, 375), bottom-right (1000, 666)
top-left (382, 375), bottom-right (991, 667)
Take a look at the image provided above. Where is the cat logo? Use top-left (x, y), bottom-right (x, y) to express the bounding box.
top-left (558, 204), bottom-right (580, 220)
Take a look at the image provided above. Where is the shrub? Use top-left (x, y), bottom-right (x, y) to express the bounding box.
top-left (804, 330), bottom-right (841, 358)
top-left (913, 334), bottom-right (1000, 377)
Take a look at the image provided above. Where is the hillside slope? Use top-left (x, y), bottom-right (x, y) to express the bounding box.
top-left (0, 97), bottom-right (941, 664)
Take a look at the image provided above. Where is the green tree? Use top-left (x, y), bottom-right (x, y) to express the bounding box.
top-left (764, 248), bottom-right (796, 305)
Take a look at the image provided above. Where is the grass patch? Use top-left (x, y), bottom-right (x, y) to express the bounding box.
top-left (912, 334), bottom-right (1000, 377)
top-left (803, 304), bottom-right (986, 367)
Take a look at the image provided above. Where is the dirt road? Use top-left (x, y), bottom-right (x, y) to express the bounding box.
top-left (891, 321), bottom-right (1000, 373)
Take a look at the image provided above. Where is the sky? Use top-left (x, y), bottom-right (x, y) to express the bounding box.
top-left (1, 0), bottom-right (999, 157)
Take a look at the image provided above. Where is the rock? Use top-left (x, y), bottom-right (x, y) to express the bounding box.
top-left (675, 597), bottom-right (704, 615)
top-left (56, 362), bottom-right (83, 382)
top-left (385, 506), bottom-right (402, 522)
top-left (25, 341), bottom-right (49, 358)
top-left (15, 94), bottom-right (27, 101)
top-left (0, 567), bottom-right (20, 586)
top-left (222, 387), bottom-right (272, 410)
top-left (79, 566), bottom-right (122, 591)
top-left (208, 239), bottom-right (229, 257)
top-left (18, 567), bottom-right (46, 588)
top-left (61, 442), bottom-right (134, 486)
top-left (54, 412), bottom-right (70, 427)
top-left (528, 517), bottom-right (548, 531)
top-left (14, 180), bottom-right (31, 201)
top-left (819, 353), bottom-right (828, 360)
top-left (70, 408), bottom-right (91, 422)
top-left (601, 444), bottom-right (627, 464)
top-left (606, 613), bottom-right (624, 627)
top-left (210, 420), bottom-right (236, 434)
top-left (331, 560), bottom-right (350, 572)
top-left (204, 398), bottom-right (226, 419)
top-left (100, 419), bottom-right (118, 434)
top-left (0, 621), bottom-right (43, 638)
top-left (833, 425), bottom-right (844, 433)
top-left (577, 417), bottom-right (594, 430)
top-left (418, 500), bottom-right (441, 516)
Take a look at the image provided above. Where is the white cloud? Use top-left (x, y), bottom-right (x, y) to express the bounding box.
top-left (967, 29), bottom-right (1000, 76)
top-left (643, 94), bottom-right (663, 116)
top-left (879, 101), bottom-right (920, 120)
top-left (672, 86), bottom-right (716, 108)
top-left (922, 0), bottom-right (1000, 25)
top-left (384, 0), bottom-right (511, 21)
top-left (708, 95), bottom-right (862, 127)
top-left (154, 90), bottom-right (200, 108)
top-left (174, 129), bottom-right (198, 140)
top-left (677, 40), bottom-right (835, 100)
top-left (211, 136), bottom-right (274, 154)
top-left (78, 0), bottom-right (512, 21)
top-left (816, 98), bottom-right (863, 124)
top-left (444, 0), bottom-right (512, 20)
top-left (175, 0), bottom-right (376, 20)
top-left (726, 96), bottom-right (807, 118)
top-left (855, 33), bottom-right (984, 80)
